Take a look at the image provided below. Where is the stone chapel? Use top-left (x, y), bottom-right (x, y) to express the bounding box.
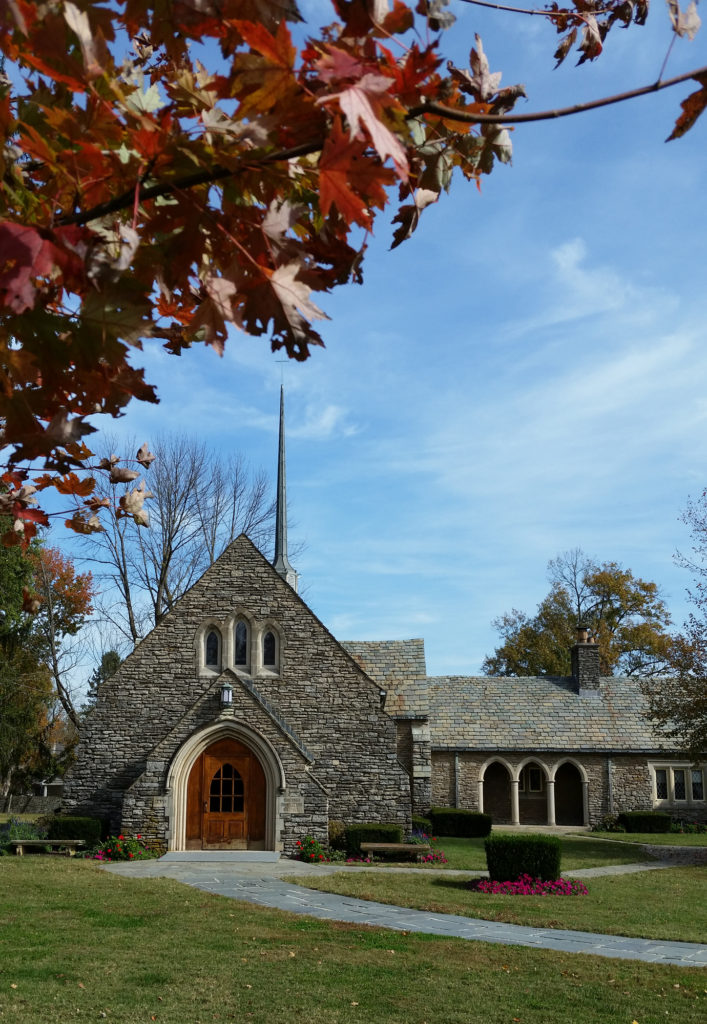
top-left (63, 392), bottom-right (707, 850)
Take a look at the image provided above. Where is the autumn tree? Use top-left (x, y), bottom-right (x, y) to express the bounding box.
top-left (27, 545), bottom-right (94, 728)
top-left (0, 523), bottom-right (66, 806)
top-left (1, 1), bottom-right (706, 545)
top-left (643, 493), bottom-right (707, 756)
top-left (482, 549), bottom-right (674, 677)
top-left (79, 434), bottom-right (274, 643)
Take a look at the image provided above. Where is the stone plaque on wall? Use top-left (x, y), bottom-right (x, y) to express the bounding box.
top-left (284, 794), bottom-right (305, 814)
top-left (151, 796), bottom-right (167, 809)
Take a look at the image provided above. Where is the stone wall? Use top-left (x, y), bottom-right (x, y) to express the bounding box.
top-left (63, 536), bottom-right (411, 850)
top-left (429, 750), bottom-right (659, 826)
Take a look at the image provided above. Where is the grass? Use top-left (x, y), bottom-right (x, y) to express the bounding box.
top-left (289, 866), bottom-right (707, 943)
top-left (0, 859), bottom-right (705, 1024)
top-left (433, 835), bottom-right (647, 871)
top-left (589, 831), bottom-right (707, 846)
top-left (0, 813), bottom-right (41, 824)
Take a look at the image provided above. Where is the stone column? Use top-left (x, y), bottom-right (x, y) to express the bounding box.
top-left (477, 776), bottom-right (484, 814)
top-left (510, 779), bottom-right (520, 826)
top-left (454, 753), bottom-right (460, 808)
top-left (582, 779), bottom-right (590, 825)
top-left (546, 778), bottom-right (556, 826)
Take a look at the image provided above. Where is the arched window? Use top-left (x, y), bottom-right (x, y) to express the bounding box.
top-left (209, 764), bottom-right (244, 813)
top-left (205, 629), bottom-right (220, 668)
top-left (263, 630), bottom-right (276, 668)
top-left (235, 621), bottom-right (248, 666)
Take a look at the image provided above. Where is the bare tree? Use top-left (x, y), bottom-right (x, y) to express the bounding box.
top-left (80, 434), bottom-right (275, 640)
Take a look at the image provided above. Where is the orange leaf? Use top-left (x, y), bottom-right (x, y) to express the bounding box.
top-left (319, 118), bottom-right (394, 227)
top-left (667, 73), bottom-right (707, 141)
top-left (53, 472), bottom-right (96, 496)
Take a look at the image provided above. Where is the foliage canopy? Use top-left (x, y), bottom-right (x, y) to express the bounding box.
top-left (0, 1), bottom-right (705, 544)
top-left (482, 549), bottom-right (674, 677)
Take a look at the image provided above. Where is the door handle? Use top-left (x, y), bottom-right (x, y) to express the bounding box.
top-left (203, 801), bottom-right (208, 812)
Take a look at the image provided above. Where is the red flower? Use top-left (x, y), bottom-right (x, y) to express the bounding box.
top-left (118, 834), bottom-right (124, 840)
top-left (128, 852), bottom-right (134, 858)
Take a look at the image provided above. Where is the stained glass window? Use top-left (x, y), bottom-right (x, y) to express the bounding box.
top-left (235, 621), bottom-right (247, 665)
top-left (263, 631), bottom-right (276, 667)
top-left (205, 630), bottom-right (219, 666)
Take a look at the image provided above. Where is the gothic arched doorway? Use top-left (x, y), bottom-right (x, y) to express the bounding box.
top-left (186, 737), bottom-right (266, 849)
top-left (554, 762), bottom-right (584, 826)
top-left (518, 762), bottom-right (548, 824)
top-left (483, 761), bottom-right (512, 823)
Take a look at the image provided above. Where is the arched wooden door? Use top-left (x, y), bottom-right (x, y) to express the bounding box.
top-left (186, 738), bottom-right (266, 850)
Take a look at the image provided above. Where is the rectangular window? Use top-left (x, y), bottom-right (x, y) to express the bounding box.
top-left (528, 768), bottom-right (543, 792)
top-left (655, 769), bottom-right (668, 800)
top-left (692, 769), bottom-right (704, 801)
top-left (673, 769), bottom-right (686, 800)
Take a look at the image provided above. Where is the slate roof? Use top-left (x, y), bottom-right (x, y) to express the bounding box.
top-left (341, 638), bottom-right (673, 753)
top-left (425, 675), bottom-right (672, 753)
top-left (341, 639), bottom-right (429, 718)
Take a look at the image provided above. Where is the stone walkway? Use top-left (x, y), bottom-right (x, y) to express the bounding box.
top-left (102, 854), bottom-right (707, 968)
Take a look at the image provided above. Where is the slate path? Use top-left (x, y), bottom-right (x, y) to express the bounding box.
top-left (102, 855), bottom-right (707, 968)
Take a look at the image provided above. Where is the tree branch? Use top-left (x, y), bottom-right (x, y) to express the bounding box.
top-left (456, 0), bottom-right (603, 17)
top-left (409, 65), bottom-right (707, 125)
top-left (56, 140), bottom-right (323, 227)
top-left (53, 65), bottom-right (706, 229)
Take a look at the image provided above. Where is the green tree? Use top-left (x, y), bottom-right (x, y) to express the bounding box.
top-left (82, 650), bottom-right (121, 714)
top-left (482, 549), bottom-right (674, 678)
top-left (643, 493), bottom-right (707, 757)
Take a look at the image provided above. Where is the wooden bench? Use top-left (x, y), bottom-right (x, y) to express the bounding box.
top-left (360, 842), bottom-right (431, 862)
top-left (10, 839), bottom-right (86, 857)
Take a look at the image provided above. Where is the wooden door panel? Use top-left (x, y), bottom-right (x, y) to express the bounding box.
top-left (186, 739), bottom-right (267, 849)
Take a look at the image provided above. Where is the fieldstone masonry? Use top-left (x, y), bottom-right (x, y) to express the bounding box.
top-left (64, 536), bottom-right (411, 852)
top-left (64, 537), bottom-right (707, 841)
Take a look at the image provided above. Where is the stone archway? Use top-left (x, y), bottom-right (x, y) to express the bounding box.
top-left (518, 761), bottom-right (548, 824)
top-left (554, 762), bottom-right (584, 826)
top-left (166, 720), bottom-right (286, 852)
top-left (482, 761), bottom-right (512, 823)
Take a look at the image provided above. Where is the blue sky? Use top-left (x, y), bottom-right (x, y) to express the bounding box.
top-left (57, 3), bottom-right (707, 676)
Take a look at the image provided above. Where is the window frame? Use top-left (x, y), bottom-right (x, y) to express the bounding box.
top-left (651, 762), bottom-right (706, 808)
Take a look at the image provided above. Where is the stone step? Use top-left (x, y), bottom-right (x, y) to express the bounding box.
top-left (160, 851), bottom-right (281, 863)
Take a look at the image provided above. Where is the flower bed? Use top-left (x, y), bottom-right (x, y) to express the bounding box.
top-left (89, 834), bottom-right (159, 862)
top-left (468, 873), bottom-right (588, 896)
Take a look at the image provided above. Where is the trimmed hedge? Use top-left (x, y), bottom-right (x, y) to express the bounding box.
top-left (328, 819), bottom-right (347, 851)
top-left (617, 811), bottom-right (671, 833)
top-left (428, 807), bottom-right (492, 838)
top-left (44, 816), bottom-right (102, 846)
top-left (412, 815), bottom-right (432, 834)
top-left (484, 833), bottom-right (561, 882)
top-left (345, 823), bottom-right (402, 855)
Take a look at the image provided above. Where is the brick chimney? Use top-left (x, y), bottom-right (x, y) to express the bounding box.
top-left (570, 625), bottom-right (600, 694)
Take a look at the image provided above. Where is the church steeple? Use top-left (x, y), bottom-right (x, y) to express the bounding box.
top-left (272, 385), bottom-right (298, 591)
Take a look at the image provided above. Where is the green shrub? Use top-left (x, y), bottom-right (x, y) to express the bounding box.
top-left (484, 833), bottom-right (561, 882)
top-left (617, 811), bottom-right (671, 833)
top-left (44, 816), bottom-right (102, 846)
top-left (428, 807), bottom-right (492, 837)
top-left (344, 822), bottom-right (402, 855)
top-left (0, 817), bottom-right (47, 856)
top-left (328, 819), bottom-right (347, 851)
top-left (412, 815), bottom-right (432, 834)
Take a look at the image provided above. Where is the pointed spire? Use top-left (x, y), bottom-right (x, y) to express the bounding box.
top-left (273, 385), bottom-right (298, 591)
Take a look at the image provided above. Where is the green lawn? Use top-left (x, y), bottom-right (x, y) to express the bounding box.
top-left (0, 813), bottom-right (41, 824)
top-left (433, 835), bottom-right (647, 871)
top-left (589, 831), bottom-right (707, 846)
top-left (0, 859), bottom-right (705, 1024)
top-left (290, 866), bottom-right (707, 943)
